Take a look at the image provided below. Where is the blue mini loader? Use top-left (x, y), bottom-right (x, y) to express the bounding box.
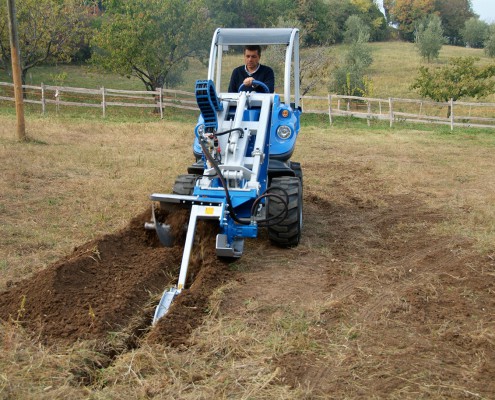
top-left (145, 28), bottom-right (303, 323)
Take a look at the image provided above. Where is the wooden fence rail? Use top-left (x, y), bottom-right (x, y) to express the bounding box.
top-left (1, 82), bottom-right (494, 129)
top-left (303, 94), bottom-right (495, 130)
top-left (0, 82), bottom-right (197, 119)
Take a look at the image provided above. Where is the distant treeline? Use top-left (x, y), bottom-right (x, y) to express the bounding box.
top-left (85, 0), bottom-right (480, 48)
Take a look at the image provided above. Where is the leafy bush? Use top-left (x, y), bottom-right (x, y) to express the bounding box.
top-left (411, 57), bottom-right (495, 116)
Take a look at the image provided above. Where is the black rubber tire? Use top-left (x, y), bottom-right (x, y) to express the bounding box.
top-left (267, 176), bottom-right (303, 247)
top-left (173, 174), bottom-right (198, 195)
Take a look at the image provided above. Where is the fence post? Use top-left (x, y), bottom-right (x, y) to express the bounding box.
top-left (367, 100), bottom-right (371, 127)
top-left (389, 98), bottom-right (393, 128)
top-left (41, 82), bottom-right (46, 115)
top-left (159, 87), bottom-right (163, 119)
top-left (55, 88), bottom-right (60, 114)
top-left (328, 94), bottom-right (332, 125)
top-left (450, 98), bottom-right (454, 131)
top-left (101, 87), bottom-right (106, 118)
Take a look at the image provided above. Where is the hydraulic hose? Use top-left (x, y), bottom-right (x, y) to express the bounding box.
top-left (199, 131), bottom-right (290, 226)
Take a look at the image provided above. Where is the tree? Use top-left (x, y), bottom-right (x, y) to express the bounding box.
top-left (348, 0), bottom-right (388, 41)
top-left (387, 0), bottom-right (436, 42)
top-left (92, 0), bottom-right (213, 91)
top-left (343, 15), bottom-right (370, 44)
top-left (333, 13), bottom-right (374, 97)
top-left (433, 0), bottom-right (474, 45)
top-left (204, 0), bottom-right (291, 28)
top-left (331, 40), bottom-right (374, 96)
top-left (462, 17), bottom-right (489, 48)
top-left (485, 24), bottom-right (495, 58)
top-left (289, 0), bottom-right (340, 45)
top-left (410, 57), bottom-right (495, 116)
top-left (415, 15), bottom-right (444, 62)
top-left (0, 0), bottom-right (90, 84)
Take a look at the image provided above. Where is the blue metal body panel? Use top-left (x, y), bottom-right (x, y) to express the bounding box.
top-left (189, 81), bottom-right (301, 249)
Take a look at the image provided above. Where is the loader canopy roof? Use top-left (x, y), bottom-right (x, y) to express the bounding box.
top-left (214, 28), bottom-right (296, 46)
top-left (208, 28), bottom-right (300, 108)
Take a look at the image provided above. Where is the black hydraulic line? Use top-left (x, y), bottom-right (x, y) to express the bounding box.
top-left (213, 127), bottom-right (243, 137)
top-left (250, 190), bottom-right (289, 227)
top-left (199, 137), bottom-right (250, 225)
top-left (199, 133), bottom-right (290, 227)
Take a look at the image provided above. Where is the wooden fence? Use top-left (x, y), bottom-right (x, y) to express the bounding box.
top-left (1, 81), bottom-right (494, 129)
top-left (302, 94), bottom-right (495, 130)
top-left (0, 82), bottom-right (197, 119)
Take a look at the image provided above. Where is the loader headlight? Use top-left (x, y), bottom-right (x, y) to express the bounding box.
top-left (196, 124), bottom-right (205, 136)
top-left (276, 125), bottom-right (291, 139)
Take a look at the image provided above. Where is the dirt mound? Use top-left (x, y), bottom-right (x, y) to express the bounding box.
top-left (0, 208), bottom-right (228, 346)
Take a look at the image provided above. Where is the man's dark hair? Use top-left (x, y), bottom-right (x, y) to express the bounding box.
top-left (244, 45), bottom-right (261, 56)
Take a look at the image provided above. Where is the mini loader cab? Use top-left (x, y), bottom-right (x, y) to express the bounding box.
top-left (145, 28), bottom-right (303, 323)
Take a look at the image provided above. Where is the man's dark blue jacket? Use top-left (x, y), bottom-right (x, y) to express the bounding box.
top-left (228, 64), bottom-right (275, 93)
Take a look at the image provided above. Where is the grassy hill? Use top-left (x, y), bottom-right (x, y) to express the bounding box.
top-left (1, 41), bottom-right (493, 101)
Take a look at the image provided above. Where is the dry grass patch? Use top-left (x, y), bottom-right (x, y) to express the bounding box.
top-left (0, 116), bottom-right (193, 288)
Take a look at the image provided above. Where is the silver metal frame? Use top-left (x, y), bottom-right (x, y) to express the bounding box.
top-left (207, 28), bottom-right (300, 108)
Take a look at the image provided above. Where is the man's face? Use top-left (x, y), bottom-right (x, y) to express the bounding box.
top-left (244, 49), bottom-right (260, 70)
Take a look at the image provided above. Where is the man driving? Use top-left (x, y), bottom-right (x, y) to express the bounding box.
top-left (228, 45), bottom-right (275, 93)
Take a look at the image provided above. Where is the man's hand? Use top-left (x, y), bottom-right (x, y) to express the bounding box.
top-left (243, 77), bottom-right (255, 87)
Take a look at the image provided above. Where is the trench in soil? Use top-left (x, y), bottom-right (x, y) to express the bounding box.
top-left (0, 206), bottom-right (233, 385)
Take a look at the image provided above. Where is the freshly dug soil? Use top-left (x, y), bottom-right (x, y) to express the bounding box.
top-left (0, 207), bottom-right (228, 346)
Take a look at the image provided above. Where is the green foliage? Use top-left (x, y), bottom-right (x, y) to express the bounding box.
top-left (204, 0), bottom-right (291, 28)
top-left (411, 57), bottom-right (495, 103)
top-left (386, 0), bottom-right (475, 45)
top-left (386, 0), bottom-right (436, 42)
top-left (434, 0), bottom-right (474, 45)
top-left (331, 40), bottom-right (374, 96)
top-left (415, 15), bottom-right (444, 63)
top-left (462, 17), bottom-right (489, 49)
top-left (343, 15), bottom-right (370, 44)
top-left (91, 0), bottom-right (213, 91)
top-left (200, 0), bottom-right (387, 45)
top-left (282, 0), bottom-right (386, 46)
top-left (485, 25), bottom-right (495, 58)
top-left (0, 0), bottom-right (91, 83)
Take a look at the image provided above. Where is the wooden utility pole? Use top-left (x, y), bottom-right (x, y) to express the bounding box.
top-left (7, 0), bottom-right (27, 141)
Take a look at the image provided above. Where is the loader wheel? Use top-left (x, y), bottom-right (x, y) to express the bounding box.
top-left (267, 176), bottom-right (302, 247)
top-left (173, 174), bottom-right (198, 195)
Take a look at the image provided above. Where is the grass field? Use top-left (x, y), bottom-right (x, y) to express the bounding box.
top-left (1, 112), bottom-right (494, 398)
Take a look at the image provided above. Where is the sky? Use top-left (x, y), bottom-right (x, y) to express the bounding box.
top-left (471, 0), bottom-right (493, 23)
top-left (376, 0), bottom-right (493, 23)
